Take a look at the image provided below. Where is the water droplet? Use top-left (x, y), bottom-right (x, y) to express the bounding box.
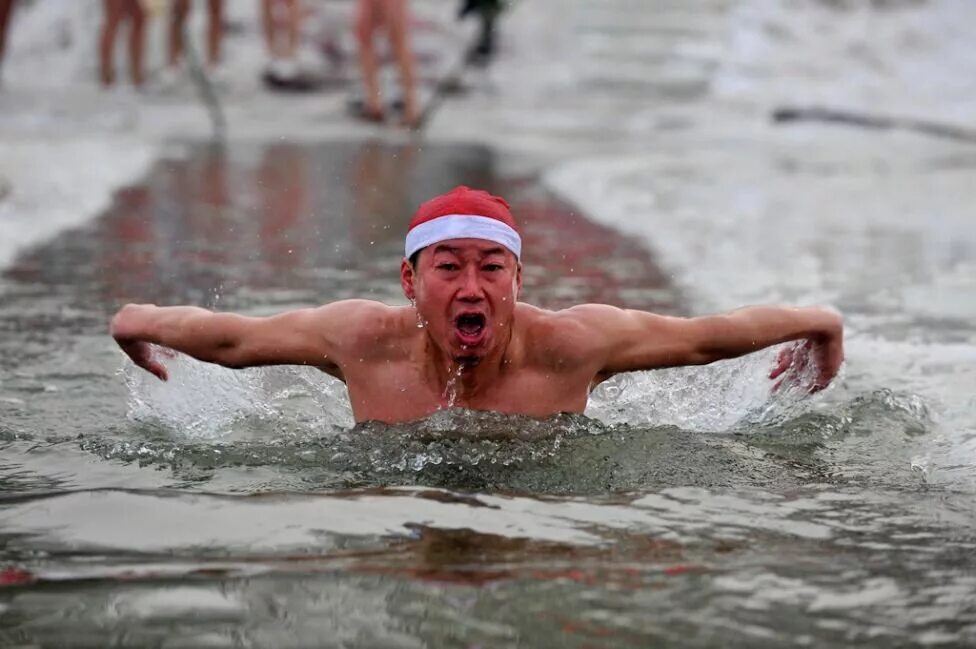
top-left (442, 363), bottom-right (465, 407)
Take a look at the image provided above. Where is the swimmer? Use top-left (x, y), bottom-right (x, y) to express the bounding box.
top-left (110, 186), bottom-right (845, 424)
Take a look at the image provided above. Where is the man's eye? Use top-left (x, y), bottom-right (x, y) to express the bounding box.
top-left (483, 265), bottom-right (502, 272)
top-left (437, 264), bottom-right (459, 271)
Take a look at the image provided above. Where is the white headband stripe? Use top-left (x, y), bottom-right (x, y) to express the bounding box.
top-left (404, 214), bottom-right (521, 259)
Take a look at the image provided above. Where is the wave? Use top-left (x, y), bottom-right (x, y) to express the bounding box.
top-left (64, 386), bottom-right (936, 497)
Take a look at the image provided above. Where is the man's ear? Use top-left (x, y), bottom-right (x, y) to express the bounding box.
top-left (515, 261), bottom-right (523, 298)
top-left (401, 258), bottom-right (417, 301)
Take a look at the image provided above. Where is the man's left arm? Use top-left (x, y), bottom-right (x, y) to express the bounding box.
top-left (570, 304), bottom-right (844, 390)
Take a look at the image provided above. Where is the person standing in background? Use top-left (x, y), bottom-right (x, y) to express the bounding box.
top-left (458, 0), bottom-right (503, 64)
top-left (166, 0), bottom-right (225, 82)
top-left (261, 0), bottom-right (301, 83)
top-left (354, 0), bottom-right (418, 128)
top-left (0, 0), bottom-right (15, 85)
top-left (99, 0), bottom-right (148, 88)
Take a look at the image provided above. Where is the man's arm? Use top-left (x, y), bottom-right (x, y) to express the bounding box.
top-left (567, 304), bottom-right (844, 390)
top-left (109, 299), bottom-right (387, 381)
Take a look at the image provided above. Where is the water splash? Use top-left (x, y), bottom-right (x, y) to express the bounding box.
top-left (588, 344), bottom-right (826, 432)
top-left (121, 348), bottom-right (353, 439)
top-left (442, 364), bottom-right (464, 408)
top-left (110, 338), bottom-right (942, 494)
top-left (123, 341), bottom-right (844, 440)
top-left (79, 384), bottom-right (940, 496)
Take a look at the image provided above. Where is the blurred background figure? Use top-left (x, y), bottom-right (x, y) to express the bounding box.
top-left (354, 0), bottom-right (417, 128)
top-left (458, 0), bottom-right (503, 65)
top-left (165, 0), bottom-right (225, 85)
top-left (99, 0), bottom-right (148, 88)
top-left (261, 0), bottom-right (301, 84)
top-left (0, 0), bottom-right (14, 85)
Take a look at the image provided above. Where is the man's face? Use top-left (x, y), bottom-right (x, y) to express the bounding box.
top-left (401, 239), bottom-right (522, 365)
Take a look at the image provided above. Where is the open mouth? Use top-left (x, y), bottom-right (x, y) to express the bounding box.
top-left (454, 312), bottom-right (487, 346)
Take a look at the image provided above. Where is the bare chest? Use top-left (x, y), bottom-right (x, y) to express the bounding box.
top-left (340, 361), bottom-right (591, 423)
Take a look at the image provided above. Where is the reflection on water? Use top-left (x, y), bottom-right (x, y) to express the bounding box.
top-left (1, 481), bottom-right (974, 648)
top-left (0, 141), bottom-right (973, 647)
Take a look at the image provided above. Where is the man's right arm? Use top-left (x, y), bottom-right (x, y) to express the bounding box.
top-left (109, 300), bottom-right (385, 380)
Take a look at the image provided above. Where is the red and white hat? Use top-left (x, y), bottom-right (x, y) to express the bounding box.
top-left (405, 186), bottom-right (521, 260)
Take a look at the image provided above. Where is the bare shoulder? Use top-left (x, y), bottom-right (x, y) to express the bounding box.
top-left (312, 299), bottom-right (404, 332)
top-left (316, 299), bottom-right (413, 357)
top-left (515, 303), bottom-right (624, 368)
top-left (519, 303), bottom-right (628, 335)
top-left (312, 298), bottom-right (397, 323)
top-left (559, 303), bottom-right (630, 326)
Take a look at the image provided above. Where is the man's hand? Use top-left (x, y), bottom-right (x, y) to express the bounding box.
top-left (117, 340), bottom-right (169, 381)
top-left (111, 304), bottom-right (171, 381)
top-left (769, 331), bottom-right (844, 393)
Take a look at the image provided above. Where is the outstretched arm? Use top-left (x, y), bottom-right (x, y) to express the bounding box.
top-left (110, 299), bottom-right (386, 381)
top-left (569, 304), bottom-right (844, 390)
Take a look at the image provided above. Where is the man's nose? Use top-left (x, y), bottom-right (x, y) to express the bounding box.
top-left (457, 267), bottom-right (484, 301)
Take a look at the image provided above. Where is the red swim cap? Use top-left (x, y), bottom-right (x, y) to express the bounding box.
top-left (405, 186), bottom-right (521, 259)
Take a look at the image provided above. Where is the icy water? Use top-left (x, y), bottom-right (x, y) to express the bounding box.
top-left (1, 140), bottom-right (974, 648)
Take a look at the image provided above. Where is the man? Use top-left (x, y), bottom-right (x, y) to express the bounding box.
top-left (111, 186), bottom-right (844, 424)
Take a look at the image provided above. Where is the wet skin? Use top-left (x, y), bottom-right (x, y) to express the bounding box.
top-left (111, 239), bottom-right (845, 423)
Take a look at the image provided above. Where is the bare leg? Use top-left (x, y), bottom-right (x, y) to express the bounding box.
top-left (100, 0), bottom-right (122, 86)
top-left (168, 0), bottom-right (190, 67)
top-left (207, 0), bottom-right (224, 66)
top-left (384, 0), bottom-right (418, 126)
top-left (261, 0), bottom-right (276, 57)
top-left (0, 0), bottom-right (14, 72)
top-left (126, 0), bottom-right (146, 86)
top-left (284, 0), bottom-right (300, 60)
top-left (263, 0), bottom-right (298, 60)
top-left (355, 0), bottom-right (382, 116)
